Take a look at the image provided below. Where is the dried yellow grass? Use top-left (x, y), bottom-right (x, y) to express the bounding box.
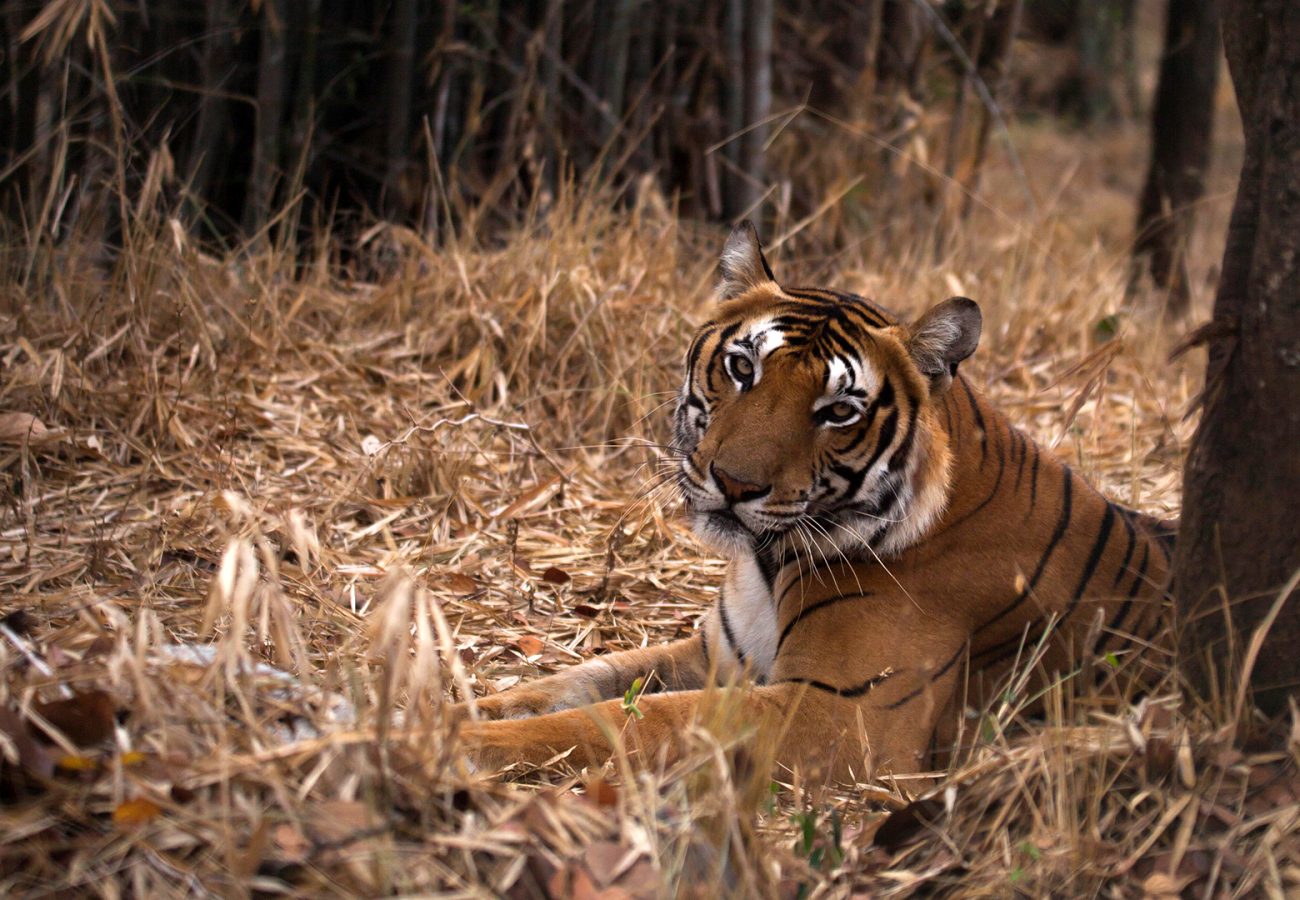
top-left (2, 103), bottom-right (1297, 898)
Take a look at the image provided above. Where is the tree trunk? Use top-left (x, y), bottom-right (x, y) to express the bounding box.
top-left (1175, 0), bottom-right (1300, 717)
top-left (1133, 0), bottom-right (1221, 317)
top-left (384, 0), bottom-right (419, 216)
top-left (722, 0), bottom-right (773, 220)
top-left (187, 0), bottom-right (234, 222)
top-left (245, 0), bottom-right (289, 232)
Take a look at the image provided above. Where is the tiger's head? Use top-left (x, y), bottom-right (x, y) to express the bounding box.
top-left (673, 223), bottom-right (982, 560)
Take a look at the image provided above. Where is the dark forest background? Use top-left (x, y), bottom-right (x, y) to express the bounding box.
top-left (1, 0), bottom-right (1217, 283)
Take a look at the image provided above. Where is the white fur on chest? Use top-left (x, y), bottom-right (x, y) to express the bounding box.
top-left (713, 552), bottom-right (778, 680)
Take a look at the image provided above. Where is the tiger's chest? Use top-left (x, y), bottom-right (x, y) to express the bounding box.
top-left (707, 552), bottom-right (779, 681)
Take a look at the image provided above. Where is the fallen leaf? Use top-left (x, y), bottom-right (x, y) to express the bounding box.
top-left (444, 573), bottom-right (478, 595)
top-left (54, 754), bottom-right (99, 773)
top-left (305, 799), bottom-right (382, 845)
top-left (273, 822), bottom-right (311, 864)
top-left (583, 841), bottom-right (638, 887)
top-left (35, 690), bottom-right (116, 747)
top-left (515, 635), bottom-right (545, 657)
top-left (542, 566), bottom-right (571, 585)
top-left (586, 777), bottom-right (619, 808)
top-left (113, 797), bottom-right (161, 826)
top-left (0, 412), bottom-right (53, 444)
top-left (1141, 872), bottom-right (1192, 898)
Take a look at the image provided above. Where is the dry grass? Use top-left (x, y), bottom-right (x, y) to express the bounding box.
top-left (2, 96), bottom-right (1298, 898)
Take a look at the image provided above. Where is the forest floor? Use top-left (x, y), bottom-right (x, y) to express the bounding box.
top-left (3, 94), bottom-right (1299, 897)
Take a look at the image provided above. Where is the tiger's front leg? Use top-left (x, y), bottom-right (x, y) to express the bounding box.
top-left (462, 634), bottom-right (711, 721)
top-left (457, 678), bottom-right (947, 779)
top-left (459, 620), bottom-right (967, 780)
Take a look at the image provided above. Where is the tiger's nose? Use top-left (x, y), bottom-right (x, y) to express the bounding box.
top-left (711, 463), bottom-right (771, 505)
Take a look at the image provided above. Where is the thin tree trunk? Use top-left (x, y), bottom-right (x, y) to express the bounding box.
top-left (738, 0), bottom-right (774, 217)
top-left (857, 0), bottom-right (887, 105)
top-left (430, 1), bottom-right (459, 171)
top-left (722, 0), bottom-right (745, 217)
top-left (1175, 0), bottom-right (1300, 717)
top-left (600, 0), bottom-right (635, 148)
top-left (188, 0), bottom-right (234, 218)
top-left (722, 0), bottom-right (772, 219)
top-left (385, 0), bottom-right (419, 215)
top-left (246, 0), bottom-right (289, 232)
top-left (942, 2), bottom-right (986, 190)
top-left (1132, 0), bottom-right (1221, 316)
top-left (961, 0), bottom-right (1025, 219)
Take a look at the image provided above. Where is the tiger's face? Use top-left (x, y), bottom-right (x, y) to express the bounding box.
top-left (672, 223), bottom-right (981, 559)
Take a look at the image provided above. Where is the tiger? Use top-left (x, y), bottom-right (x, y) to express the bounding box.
top-left (456, 223), bottom-right (1175, 781)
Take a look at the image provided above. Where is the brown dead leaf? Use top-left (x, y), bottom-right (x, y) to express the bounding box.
top-left (273, 822), bottom-right (311, 864)
top-left (444, 573), bottom-right (478, 595)
top-left (1141, 871), bottom-right (1192, 898)
top-left (516, 635), bottom-right (545, 657)
top-left (54, 754), bottom-right (99, 775)
top-left (586, 776), bottom-right (619, 808)
top-left (305, 799), bottom-right (383, 845)
top-left (542, 566), bottom-right (571, 585)
top-left (0, 412), bottom-right (53, 444)
top-left (113, 797), bottom-right (162, 827)
top-left (35, 690), bottom-right (116, 747)
top-left (583, 841), bottom-right (639, 887)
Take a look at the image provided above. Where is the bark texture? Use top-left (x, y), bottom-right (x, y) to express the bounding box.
top-left (1175, 0), bottom-right (1300, 715)
top-left (1133, 0), bottom-right (1222, 315)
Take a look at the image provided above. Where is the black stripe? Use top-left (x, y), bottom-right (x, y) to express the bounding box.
top-left (718, 592), bottom-right (745, 664)
top-left (958, 378), bottom-right (987, 465)
top-left (886, 396), bottom-right (920, 474)
top-left (705, 322), bottom-right (743, 393)
top-left (1110, 506), bottom-right (1138, 590)
top-left (829, 406), bottom-right (898, 499)
top-left (1058, 502), bottom-right (1117, 625)
top-left (863, 408), bottom-right (899, 471)
top-left (1094, 542), bottom-right (1151, 658)
top-left (700, 628), bottom-right (711, 668)
top-left (837, 417), bottom-right (875, 455)
top-left (882, 645), bottom-right (964, 710)
top-left (780, 669), bottom-right (892, 698)
top-left (937, 439), bottom-right (1006, 531)
top-left (755, 547), bottom-right (781, 589)
top-left (978, 468), bottom-right (1075, 633)
top-left (777, 593), bottom-right (870, 650)
top-left (972, 619), bottom-right (1044, 664)
top-left (1027, 446), bottom-right (1041, 517)
top-left (686, 327), bottom-right (713, 380)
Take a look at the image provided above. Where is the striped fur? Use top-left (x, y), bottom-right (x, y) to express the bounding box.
top-left (457, 224), bottom-right (1175, 781)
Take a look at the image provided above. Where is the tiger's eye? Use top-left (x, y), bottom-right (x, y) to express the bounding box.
top-left (824, 401), bottom-right (857, 423)
top-left (730, 355), bottom-right (754, 379)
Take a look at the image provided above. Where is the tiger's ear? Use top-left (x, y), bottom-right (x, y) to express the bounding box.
top-left (717, 221), bottom-right (778, 300)
top-left (907, 296), bottom-right (982, 394)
